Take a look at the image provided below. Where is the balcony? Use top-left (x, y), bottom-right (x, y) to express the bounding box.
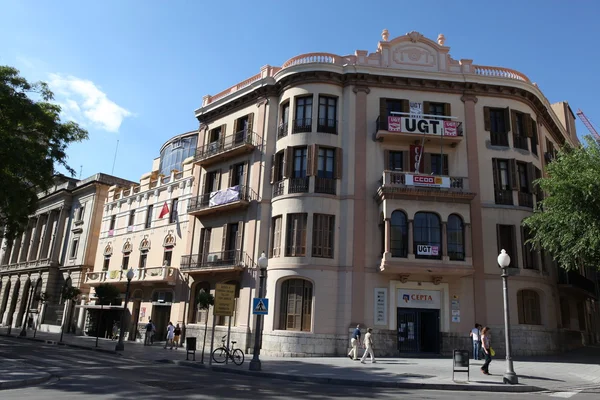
top-left (194, 131), bottom-right (260, 167)
top-left (273, 180), bottom-right (285, 198)
top-left (188, 185), bottom-right (257, 217)
top-left (376, 171), bottom-right (475, 203)
top-left (0, 258), bottom-right (54, 273)
top-left (518, 192), bottom-right (534, 208)
top-left (288, 177), bottom-right (309, 194)
top-left (293, 118), bottom-right (312, 133)
top-left (83, 266), bottom-right (178, 286)
top-left (375, 113), bottom-right (463, 144)
top-left (315, 177), bottom-right (336, 195)
top-left (180, 250), bottom-right (254, 273)
top-left (277, 122), bottom-right (288, 139)
top-left (317, 118), bottom-right (337, 134)
top-left (495, 189), bottom-right (514, 205)
top-left (558, 269), bottom-right (597, 297)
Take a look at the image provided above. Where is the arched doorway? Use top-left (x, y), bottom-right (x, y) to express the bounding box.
top-left (0, 280), bottom-right (9, 322)
top-left (16, 279), bottom-right (31, 327)
top-left (7, 279), bottom-right (20, 326)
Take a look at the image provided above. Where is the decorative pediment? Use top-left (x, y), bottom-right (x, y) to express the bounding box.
top-left (122, 239), bottom-right (132, 254)
top-left (103, 243), bottom-right (113, 257)
top-left (163, 231), bottom-right (175, 248)
top-left (139, 235), bottom-right (151, 251)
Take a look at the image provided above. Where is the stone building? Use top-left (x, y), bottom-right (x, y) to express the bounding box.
top-left (181, 30), bottom-right (598, 357)
top-left (0, 173), bottom-right (134, 334)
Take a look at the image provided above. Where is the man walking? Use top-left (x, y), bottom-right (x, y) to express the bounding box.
top-left (360, 328), bottom-right (376, 364)
top-left (470, 323), bottom-right (481, 360)
top-left (348, 324), bottom-right (361, 360)
top-left (144, 319), bottom-right (155, 346)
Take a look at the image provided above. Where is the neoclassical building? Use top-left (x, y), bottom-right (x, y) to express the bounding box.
top-left (0, 173), bottom-right (134, 334)
top-left (181, 30), bottom-right (599, 357)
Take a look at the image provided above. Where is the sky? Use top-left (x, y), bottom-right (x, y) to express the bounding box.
top-left (1, 0), bottom-right (599, 182)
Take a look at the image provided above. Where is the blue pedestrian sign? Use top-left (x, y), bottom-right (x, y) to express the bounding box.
top-left (252, 298), bottom-right (269, 315)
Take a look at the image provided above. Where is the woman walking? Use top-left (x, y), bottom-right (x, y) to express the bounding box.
top-left (480, 326), bottom-right (492, 375)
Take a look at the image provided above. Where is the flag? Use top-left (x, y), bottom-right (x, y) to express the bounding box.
top-left (158, 202), bottom-right (169, 219)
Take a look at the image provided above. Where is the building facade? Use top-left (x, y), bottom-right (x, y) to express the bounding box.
top-left (181, 30), bottom-right (598, 357)
top-left (0, 173), bottom-right (134, 334)
top-left (82, 131), bottom-right (197, 341)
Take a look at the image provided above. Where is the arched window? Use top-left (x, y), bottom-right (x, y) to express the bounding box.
top-left (390, 211), bottom-right (408, 258)
top-left (279, 279), bottom-right (313, 332)
top-left (414, 212), bottom-right (442, 259)
top-left (447, 214), bottom-right (465, 261)
top-left (517, 290), bottom-right (541, 325)
top-left (31, 279), bottom-right (43, 310)
top-left (192, 282), bottom-right (210, 323)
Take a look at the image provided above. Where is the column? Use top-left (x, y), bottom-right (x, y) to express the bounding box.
top-left (50, 207), bottom-right (68, 264)
top-left (464, 223), bottom-right (473, 258)
top-left (39, 211), bottom-right (55, 260)
top-left (0, 276), bottom-right (9, 317)
top-left (408, 220), bottom-right (414, 256)
top-left (76, 295), bottom-right (87, 334)
top-left (442, 221), bottom-right (448, 258)
top-left (12, 275), bottom-right (29, 328)
top-left (28, 216), bottom-right (43, 261)
top-left (18, 219), bottom-right (34, 262)
top-left (9, 233), bottom-right (23, 265)
top-left (2, 276), bottom-right (19, 325)
top-left (384, 218), bottom-right (391, 255)
top-left (0, 237), bottom-right (9, 265)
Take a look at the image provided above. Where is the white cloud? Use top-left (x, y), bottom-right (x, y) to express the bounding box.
top-left (48, 74), bottom-right (132, 132)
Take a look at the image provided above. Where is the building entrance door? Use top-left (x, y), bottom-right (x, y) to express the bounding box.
top-left (152, 305), bottom-right (171, 342)
top-left (397, 308), bottom-right (440, 354)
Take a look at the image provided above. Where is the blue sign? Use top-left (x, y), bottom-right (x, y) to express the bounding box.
top-left (252, 298), bottom-right (269, 315)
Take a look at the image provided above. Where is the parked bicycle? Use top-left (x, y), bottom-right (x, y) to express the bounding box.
top-left (211, 335), bottom-right (245, 365)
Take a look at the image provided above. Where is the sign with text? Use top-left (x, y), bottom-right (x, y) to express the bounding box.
top-left (387, 116), bottom-right (459, 137)
top-left (374, 288), bottom-right (388, 326)
top-left (409, 102), bottom-right (423, 117)
top-left (405, 173), bottom-right (451, 188)
top-left (409, 145), bottom-right (424, 173)
top-left (214, 283), bottom-right (236, 316)
top-left (416, 244), bottom-right (440, 256)
top-left (398, 289), bottom-right (441, 309)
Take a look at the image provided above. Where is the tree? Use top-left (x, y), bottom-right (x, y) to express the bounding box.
top-left (196, 289), bottom-right (214, 363)
top-left (0, 66), bottom-right (88, 241)
top-left (523, 136), bottom-right (600, 271)
top-left (94, 283), bottom-right (121, 305)
top-left (62, 286), bottom-right (82, 303)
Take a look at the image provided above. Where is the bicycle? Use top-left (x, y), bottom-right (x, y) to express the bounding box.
top-left (211, 335), bottom-right (245, 365)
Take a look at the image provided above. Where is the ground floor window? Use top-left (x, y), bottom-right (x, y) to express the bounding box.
top-left (517, 289), bottom-right (541, 325)
top-left (279, 279), bottom-right (313, 332)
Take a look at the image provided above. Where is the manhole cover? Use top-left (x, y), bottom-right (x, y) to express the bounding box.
top-left (138, 380), bottom-right (196, 391)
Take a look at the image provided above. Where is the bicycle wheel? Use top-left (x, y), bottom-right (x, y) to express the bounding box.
top-left (231, 348), bottom-right (245, 365)
top-left (212, 347), bottom-right (227, 363)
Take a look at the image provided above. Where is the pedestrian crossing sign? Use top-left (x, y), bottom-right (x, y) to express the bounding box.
top-left (252, 298), bottom-right (269, 315)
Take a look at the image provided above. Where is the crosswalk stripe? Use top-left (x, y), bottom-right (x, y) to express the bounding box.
top-left (549, 391), bottom-right (581, 398)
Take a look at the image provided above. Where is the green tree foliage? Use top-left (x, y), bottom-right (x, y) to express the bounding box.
top-left (0, 66), bottom-right (88, 241)
top-left (94, 283), bottom-right (122, 305)
top-left (196, 289), bottom-right (214, 311)
top-left (62, 285), bottom-right (82, 302)
top-left (523, 136), bottom-right (600, 271)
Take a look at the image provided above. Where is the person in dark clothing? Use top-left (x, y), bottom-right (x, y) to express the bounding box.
top-left (347, 324), bottom-right (362, 360)
top-left (144, 319), bottom-right (155, 346)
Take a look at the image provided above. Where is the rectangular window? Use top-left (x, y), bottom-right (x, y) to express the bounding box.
top-left (430, 154), bottom-right (449, 176)
top-left (231, 163), bottom-right (245, 187)
top-left (122, 255), bottom-right (129, 270)
top-left (388, 151), bottom-right (403, 171)
top-left (145, 205), bottom-right (153, 229)
top-left (294, 96), bottom-right (313, 133)
top-left (139, 253), bottom-right (147, 268)
top-left (312, 214), bottom-right (334, 258)
top-left (103, 257), bottom-right (110, 271)
top-left (513, 112), bottom-right (529, 151)
top-left (293, 147), bottom-right (308, 178)
top-left (234, 115), bottom-right (249, 144)
top-left (285, 213), bottom-right (307, 256)
top-left (270, 216), bottom-right (282, 258)
top-left (275, 151), bottom-right (284, 182)
top-left (169, 198), bottom-right (179, 224)
top-left (209, 126), bottom-right (221, 143)
top-left (522, 226), bottom-right (538, 270)
top-left (207, 171), bottom-right (219, 193)
top-left (318, 96), bottom-right (337, 133)
top-left (70, 238), bottom-right (79, 259)
top-left (279, 102), bottom-right (290, 138)
top-left (497, 224), bottom-right (518, 268)
top-left (128, 210), bottom-right (135, 227)
top-left (493, 158), bottom-right (514, 205)
top-left (428, 102), bottom-right (445, 117)
top-left (517, 162), bottom-right (528, 193)
top-left (76, 206), bottom-right (85, 221)
top-left (489, 108), bottom-right (509, 146)
top-left (163, 250), bottom-right (172, 266)
top-left (109, 215), bottom-right (116, 231)
top-left (498, 160), bottom-right (510, 190)
top-left (317, 147), bottom-right (335, 178)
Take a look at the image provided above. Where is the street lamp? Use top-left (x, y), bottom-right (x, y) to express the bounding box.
top-left (19, 278), bottom-right (37, 337)
top-left (498, 249), bottom-right (518, 384)
top-left (249, 251), bottom-right (268, 371)
top-left (115, 268), bottom-right (135, 351)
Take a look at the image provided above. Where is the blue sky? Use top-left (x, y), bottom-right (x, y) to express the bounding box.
top-left (1, 0), bottom-right (599, 182)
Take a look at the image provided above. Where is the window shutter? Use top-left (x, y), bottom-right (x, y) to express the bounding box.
top-left (242, 162), bottom-right (248, 187)
top-left (401, 99), bottom-right (410, 113)
top-left (384, 150), bottom-right (390, 171)
top-left (284, 147), bottom-right (293, 178)
top-left (216, 170), bottom-right (222, 190)
top-left (235, 221), bottom-right (244, 256)
top-left (313, 145), bottom-right (320, 176)
top-left (233, 119), bottom-right (239, 135)
top-left (270, 155), bottom-right (275, 184)
top-left (220, 124), bottom-right (227, 144)
top-left (201, 172), bottom-right (207, 195)
top-left (228, 165), bottom-right (234, 187)
top-left (402, 151), bottom-right (409, 172)
top-left (443, 154), bottom-right (449, 176)
top-left (444, 103), bottom-right (452, 117)
top-left (526, 162), bottom-right (535, 193)
top-left (531, 118), bottom-right (538, 141)
top-left (247, 113), bottom-right (255, 133)
top-left (422, 101), bottom-right (430, 115)
top-left (379, 98), bottom-right (387, 128)
top-left (334, 147), bottom-right (342, 179)
top-left (423, 153), bottom-right (432, 174)
top-left (504, 107), bottom-right (511, 133)
top-left (492, 159), bottom-right (500, 190)
top-left (510, 110), bottom-right (518, 137)
top-left (509, 159), bottom-right (518, 190)
top-left (221, 224), bottom-right (229, 254)
top-left (524, 114), bottom-right (533, 137)
top-left (483, 107), bottom-right (491, 131)
top-left (306, 145), bottom-right (315, 176)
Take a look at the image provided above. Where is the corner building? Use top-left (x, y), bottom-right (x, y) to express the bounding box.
top-left (186, 30), bottom-right (596, 357)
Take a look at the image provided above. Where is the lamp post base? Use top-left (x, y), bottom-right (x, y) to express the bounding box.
top-left (115, 342), bottom-right (125, 352)
top-left (503, 371), bottom-right (519, 385)
top-left (248, 358), bottom-right (261, 371)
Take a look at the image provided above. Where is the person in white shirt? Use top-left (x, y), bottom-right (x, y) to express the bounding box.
top-left (469, 323), bottom-right (482, 360)
top-left (164, 321), bottom-right (175, 350)
top-left (360, 328), bottom-right (376, 364)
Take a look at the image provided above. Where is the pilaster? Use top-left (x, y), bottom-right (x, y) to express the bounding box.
top-left (9, 232), bottom-right (23, 264)
top-left (384, 218), bottom-right (391, 255)
top-left (39, 210), bottom-right (55, 259)
top-left (18, 219), bottom-right (34, 262)
top-left (50, 207), bottom-right (68, 264)
top-left (28, 216), bottom-right (43, 261)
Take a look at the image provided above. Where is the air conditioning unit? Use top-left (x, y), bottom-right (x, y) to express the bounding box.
top-left (207, 254), bottom-right (219, 263)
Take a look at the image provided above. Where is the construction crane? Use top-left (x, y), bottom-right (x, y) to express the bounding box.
top-left (576, 109), bottom-right (600, 145)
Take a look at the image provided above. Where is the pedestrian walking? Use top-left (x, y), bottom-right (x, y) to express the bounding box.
top-left (480, 326), bottom-right (492, 375)
top-left (144, 319), bottom-right (155, 346)
top-left (164, 321), bottom-right (175, 350)
top-left (173, 324), bottom-right (182, 348)
top-left (348, 324), bottom-right (362, 360)
top-left (470, 323), bottom-right (482, 360)
top-left (112, 322), bottom-right (119, 340)
top-left (360, 328), bottom-right (376, 364)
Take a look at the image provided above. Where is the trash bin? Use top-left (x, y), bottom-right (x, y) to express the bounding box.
top-left (186, 337), bottom-right (197, 361)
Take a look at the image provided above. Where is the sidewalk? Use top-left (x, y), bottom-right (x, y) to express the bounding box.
top-left (2, 327), bottom-right (600, 393)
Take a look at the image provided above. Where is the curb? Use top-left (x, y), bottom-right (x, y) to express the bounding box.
top-left (1, 333), bottom-right (120, 356)
top-left (0, 373), bottom-right (52, 391)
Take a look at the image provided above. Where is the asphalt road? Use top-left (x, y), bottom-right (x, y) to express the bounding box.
top-left (1, 337), bottom-right (598, 399)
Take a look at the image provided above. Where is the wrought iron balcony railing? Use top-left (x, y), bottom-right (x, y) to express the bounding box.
top-left (194, 131), bottom-right (260, 162)
top-left (188, 185), bottom-right (258, 213)
top-left (180, 250), bottom-right (255, 271)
